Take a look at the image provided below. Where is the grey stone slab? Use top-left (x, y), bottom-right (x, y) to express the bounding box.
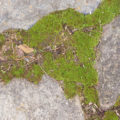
top-left (0, 0), bottom-right (101, 33)
top-left (96, 16), bottom-right (120, 110)
top-left (0, 75), bottom-right (85, 120)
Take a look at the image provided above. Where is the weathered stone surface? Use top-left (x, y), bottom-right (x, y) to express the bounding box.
top-left (0, 75), bottom-right (85, 120)
top-left (96, 16), bottom-right (120, 110)
top-left (0, 0), bottom-right (101, 33)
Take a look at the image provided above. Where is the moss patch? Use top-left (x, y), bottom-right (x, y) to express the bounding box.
top-left (0, 34), bottom-right (5, 47)
top-left (114, 96), bottom-right (120, 107)
top-left (0, 0), bottom-right (120, 119)
top-left (103, 111), bottom-right (119, 120)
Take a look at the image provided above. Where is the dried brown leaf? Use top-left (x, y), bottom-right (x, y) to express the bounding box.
top-left (18, 44), bottom-right (34, 54)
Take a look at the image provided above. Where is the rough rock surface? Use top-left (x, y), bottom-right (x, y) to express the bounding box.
top-left (0, 75), bottom-right (85, 120)
top-left (0, 0), bottom-right (101, 33)
top-left (96, 16), bottom-right (120, 110)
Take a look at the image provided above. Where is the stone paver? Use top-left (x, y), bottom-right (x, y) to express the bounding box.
top-left (96, 16), bottom-right (120, 110)
top-left (0, 0), bottom-right (101, 33)
top-left (0, 75), bottom-right (85, 120)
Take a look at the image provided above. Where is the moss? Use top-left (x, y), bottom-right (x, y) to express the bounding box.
top-left (1, 71), bottom-right (14, 83)
top-left (0, 0), bottom-right (119, 111)
top-left (12, 66), bottom-right (25, 78)
top-left (25, 64), bottom-right (43, 84)
top-left (114, 96), bottom-right (120, 107)
top-left (83, 87), bottom-right (99, 105)
top-left (19, 0), bottom-right (120, 100)
top-left (0, 34), bottom-right (5, 48)
top-left (103, 111), bottom-right (119, 120)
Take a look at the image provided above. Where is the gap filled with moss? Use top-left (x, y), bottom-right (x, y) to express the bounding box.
top-left (103, 111), bottom-right (119, 120)
top-left (0, 0), bottom-right (120, 119)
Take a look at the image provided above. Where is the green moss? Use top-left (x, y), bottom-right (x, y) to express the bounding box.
top-left (114, 96), bottom-right (120, 107)
top-left (0, 34), bottom-right (5, 47)
top-left (0, 0), bottom-right (120, 108)
top-left (12, 66), bottom-right (25, 78)
top-left (1, 71), bottom-right (13, 83)
top-left (83, 87), bottom-right (99, 105)
top-left (25, 64), bottom-right (43, 84)
top-left (103, 111), bottom-right (119, 120)
top-left (20, 0), bottom-right (120, 101)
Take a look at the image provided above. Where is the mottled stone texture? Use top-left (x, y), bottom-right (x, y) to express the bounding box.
top-left (0, 75), bottom-right (84, 120)
top-left (0, 0), bottom-right (101, 33)
top-left (96, 16), bottom-right (120, 110)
